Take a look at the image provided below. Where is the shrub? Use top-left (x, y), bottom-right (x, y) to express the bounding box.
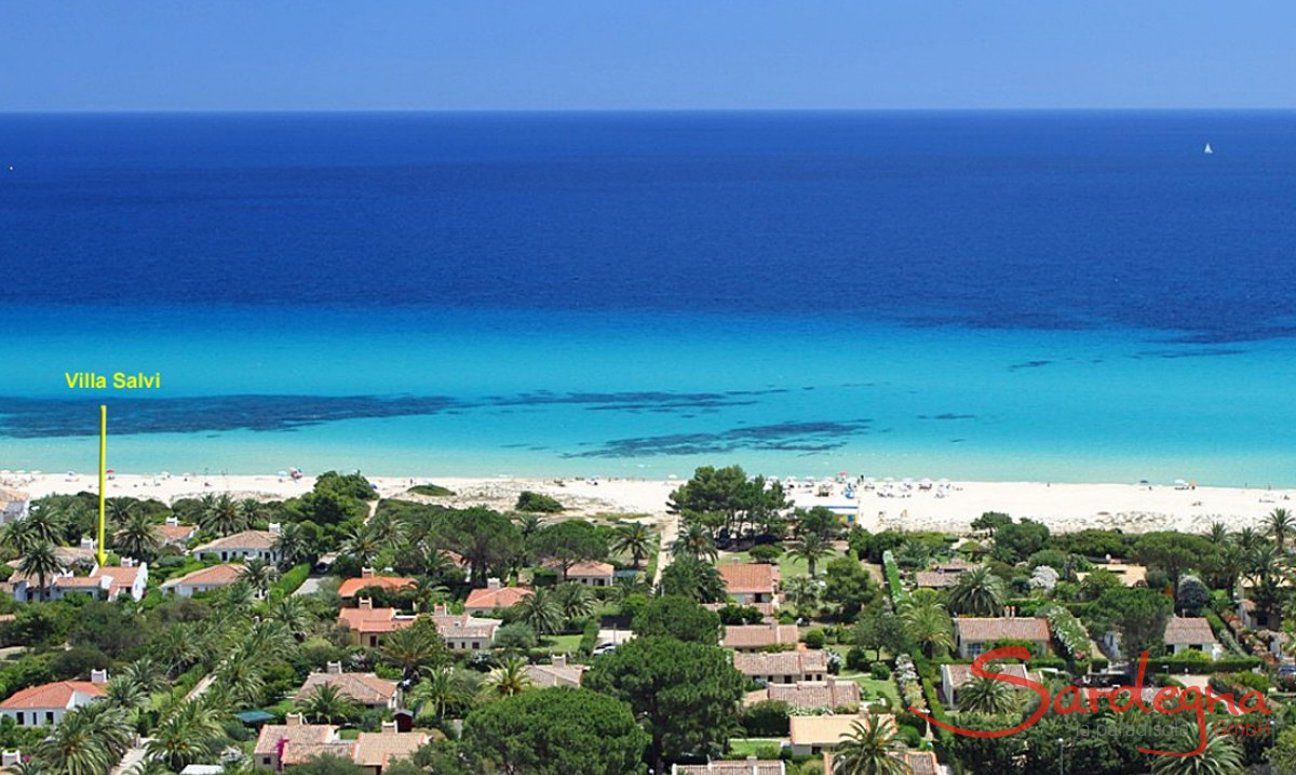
top-left (748, 545), bottom-right (782, 563)
top-left (870, 663), bottom-right (891, 680)
top-left (579, 618), bottom-right (600, 656)
top-left (407, 483), bottom-right (455, 497)
top-left (515, 491), bottom-right (564, 513)
top-left (845, 647), bottom-right (870, 672)
top-left (803, 628), bottom-right (826, 649)
top-left (1041, 603), bottom-right (1090, 661)
top-left (741, 700), bottom-right (790, 737)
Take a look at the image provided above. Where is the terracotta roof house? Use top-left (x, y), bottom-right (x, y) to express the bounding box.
top-left (744, 677), bottom-right (860, 711)
top-left (673, 760), bottom-right (786, 775)
top-left (157, 517), bottom-right (198, 547)
top-left (732, 649), bottom-right (828, 684)
top-left (352, 728), bottom-right (429, 775)
top-left (722, 623), bottom-right (799, 651)
top-left (48, 563), bottom-right (148, 602)
top-left (191, 529), bottom-right (280, 563)
top-left (718, 563), bottom-right (779, 606)
top-left (429, 605), bottom-right (498, 651)
top-left (940, 663), bottom-right (1035, 711)
top-left (464, 579), bottom-right (534, 615)
top-left (295, 663), bottom-right (400, 710)
top-left (0, 671), bottom-right (108, 727)
top-left (953, 617), bottom-right (1050, 658)
top-left (4, 565), bottom-right (73, 602)
top-left (337, 600), bottom-right (417, 648)
top-left (524, 655), bottom-right (586, 688)
top-left (1163, 617), bottom-right (1222, 659)
top-left (161, 564), bottom-right (244, 597)
top-left (338, 569), bottom-right (417, 601)
top-left (253, 716), bottom-right (350, 771)
top-left (563, 560), bottom-right (616, 587)
top-left (788, 713), bottom-right (893, 757)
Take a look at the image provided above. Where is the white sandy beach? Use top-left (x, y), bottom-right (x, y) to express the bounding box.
top-left (4, 470), bottom-right (1289, 535)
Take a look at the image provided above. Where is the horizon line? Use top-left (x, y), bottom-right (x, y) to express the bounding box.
top-left (2, 106), bottom-right (1295, 117)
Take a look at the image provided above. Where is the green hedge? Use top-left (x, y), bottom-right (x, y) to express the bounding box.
top-left (274, 563), bottom-right (311, 596)
top-left (579, 618), bottom-right (599, 656)
top-left (882, 550), bottom-right (905, 602)
top-left (1148, 655), bottom-right (1262, 673)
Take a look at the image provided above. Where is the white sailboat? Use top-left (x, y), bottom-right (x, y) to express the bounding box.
top-left (1204, 142), bottom-right (1214, 155)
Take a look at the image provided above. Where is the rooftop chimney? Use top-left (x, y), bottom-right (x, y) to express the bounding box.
top-left (361, 568), bottom-right (375, 579)
top-left (433, 604), bottom-right (449, 616)
top-left (358, 597), bottom-right (373, 610)
top-left (1, 751), bottom-right (21, 767)
top-left (326, 661), bottom-right (343, 675)
top-left (285, 713), bottom-right (304, 726)
top-left (552, 654), bottom-right (567, 668)
top-left (380, 721), bottom-right (398, 733)
top-left (486, 578), bottom-right (501, 590)
top-left (268, 522), bottom-right (282, 536)
top-left (165, 516), bottom-right (179, 527)
top-left (90, 669), bottom-right (109, 685)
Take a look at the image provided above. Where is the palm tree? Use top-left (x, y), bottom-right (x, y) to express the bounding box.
top-left (238, 557), bottom-right (278, 596)
top-left (236, 498), bottom-right (267, 529)
top-left (484, 655), bottom-right (532, 698)
top-left (946, 566), bottom-right (1006, 617)
top-left (611, 522), bottom-right (654, 568)
top-left (1269, 508), bottom-right (1295, 551)
top-left (21, 501), bottom-right (69, 547)
top-left (105, 675), bottom-right (149, 711)
top-left (114, 512), bottom-right (162, 562)
top-left (958, 674), bottom-right (1018, 714)
top-left (273, 522), bottom-right (315, 568)
top-left (782, 575), bottom-right (820, 618)
top-left (510, 587), bottom-right (564, 636)
top-left (18, 541), bottom-right (65, 602)
top-left (1207, 521), bottom-right (1230, 547)
top-left (788, 532), bottom-right (833, 576)
top-left (1150, 726), bottom-right (1243, 774)
top-left (672, 523), bottom-right (718, 562)
top-left (553, 583), bottom-right (596, 624)
top-left (198, 494), bottom-right (246, 536)
top-left (267, 596), bottom-right (313, 639)
top-left (296, 683), bottom-right (359, 723)
top-left (830, 714), bottom-right (911, 775)
top-left (34, 703), bottom-right (133, 775)
top-left (378, 622), bottom-right (448, 680)
top-left (145, 699), bottom-right (226, 771)
top-left (410, 667), bottom-right (476, 722)
top-left (902, 602), bottom-right (954, 659)
top-left (410, 577), bottom-right (449, 613)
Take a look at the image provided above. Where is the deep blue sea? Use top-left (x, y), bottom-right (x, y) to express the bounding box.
top-left (2, 111), bottom-right (1295, 484)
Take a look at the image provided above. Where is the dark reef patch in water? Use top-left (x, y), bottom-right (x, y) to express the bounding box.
top-left (563, 419), bottom-right (871, 459)
top-left (918, 413), bottom-right (977, 421)
top-left (1008, 360), bottom-right (1052, 371)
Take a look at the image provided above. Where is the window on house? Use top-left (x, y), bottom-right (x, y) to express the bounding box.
top-left (45, 712), bottom-right (54, 723)
top-left (15, 712), bottom-right (23, 725)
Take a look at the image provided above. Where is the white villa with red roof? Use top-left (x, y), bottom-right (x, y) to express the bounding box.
top-left (161, 563), bottom-right (244, 597)
top-left (191, 528), bottom-right (280, 563)
top-left (0, 671), bottom-right (108, 727)
top-left (464, 579), bottom-right (533, 615)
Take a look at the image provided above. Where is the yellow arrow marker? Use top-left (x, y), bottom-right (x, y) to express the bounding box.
top-left (97, 405), bottom-right (107, 566)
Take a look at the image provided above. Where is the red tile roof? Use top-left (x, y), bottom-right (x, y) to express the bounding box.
top-left (465, 585), bottom-right (533, 611)
top-left (719, 563), bottom-right (778, 594)
top-left (0, 680), bottom-right (105, 710)
top-left (295, 672), bottom-right (398, 706)
top-left (160, 564), bottom-right (242, 589)
top-left (1164, 617), bottom-right (1218, 646)
top-left (722, 623), bottom-right (798, 649)
top-left (337, 575), bottom-right (416, 598)
top-left (337, 607), bottom-right (417, 635)
top-left (954, 617), bottom-right (1050, 643)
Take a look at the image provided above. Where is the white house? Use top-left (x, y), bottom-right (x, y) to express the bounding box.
top-left (161, 564), bottom-right (243, 597)
top-left (1163, 617), bottom-right (1223, 659)
top-left (47, 562), bottom-right (148, 602)
top-left (191, 529), bottom-right (280, 563)
top-left (0, 489), bottom-right (28, 524)
top-left (0, 672), bottom-right (108, 727)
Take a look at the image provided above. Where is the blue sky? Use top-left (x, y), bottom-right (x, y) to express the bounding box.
top-left (3, 1), bottom-right (1292, 111)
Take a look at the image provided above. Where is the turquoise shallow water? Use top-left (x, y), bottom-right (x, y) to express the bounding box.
top-left (4, 112), bottom-right (1296, 484)
top-left (2, 304), bottom-right (1293, 485)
